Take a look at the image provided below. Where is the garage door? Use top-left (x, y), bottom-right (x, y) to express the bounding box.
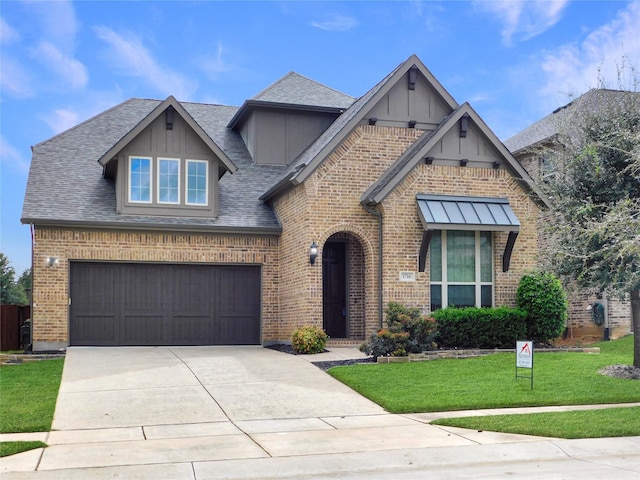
top-left (69, 262), bottom-right (261, 346)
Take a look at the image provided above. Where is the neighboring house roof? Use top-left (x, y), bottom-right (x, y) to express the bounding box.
top-left (361, 102), bottom-right (550, 207)
top-left (504, 89), bottom-right (640, 155)
top-left (227, 72), bottom-right (355, 129)
top-left (260, 54), bottom-right (459, 202)
top-left (21, 99), bottom-right (284, 233)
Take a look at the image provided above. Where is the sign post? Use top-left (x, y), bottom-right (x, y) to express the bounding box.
top-left (515, 340), bottom-right (534, 389)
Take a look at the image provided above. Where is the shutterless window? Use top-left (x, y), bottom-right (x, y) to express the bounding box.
top-left (158, 158), bottom-right (180, 204)
top-left (129, 156), bottom-right (152, 203)
top-left (430, 230), bottom-right (493, 310)
top-left (186, 159), bottom-right (208, 206)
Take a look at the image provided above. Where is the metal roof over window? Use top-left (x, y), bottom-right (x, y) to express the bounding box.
top-left (416, 194), bottom-right (520, 232)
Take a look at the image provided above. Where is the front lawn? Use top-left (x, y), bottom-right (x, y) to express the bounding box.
top-left (0, 358), bottom-right (64, 433)
top-left (328, 336), bottom-right (639, 413)
top-left (0, 358), bottom-right (64, 457)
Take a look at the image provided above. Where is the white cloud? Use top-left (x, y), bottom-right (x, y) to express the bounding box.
top-left (93, 25), bottom-right (198, 100)
top-left (311, 14), bottom-right (358, 32)
top-left (475, 0), bottom-right (569, 46)
top-left (0, 56), bottom-right (34, 97)
top-left (199, 42), bottom-right (230, 76)
top-left (33, 41), bottom-right (89, 90)
top-left (0, 135), bottom-right (30, 174)
top-left (23, 0), bottom-right (78, 51)
top-left (0, 17), bottom-right (20, 44)
top-left (539, 0), bottom-right (640, 105)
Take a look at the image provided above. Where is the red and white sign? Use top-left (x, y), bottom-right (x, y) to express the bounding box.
top-left (516, 341), bottom-right (533, 368)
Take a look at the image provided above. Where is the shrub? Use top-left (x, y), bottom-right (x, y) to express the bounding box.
top-left (291, 325), bottom-right (328, 354)
top-left (516, 271), bottom-right (568, 344)
top-left (432, 307), bottom-right (527, 349)
top-left (360, 302), bottom-right (436, 358)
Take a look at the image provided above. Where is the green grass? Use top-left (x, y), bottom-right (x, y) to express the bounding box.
top-left (0, 441), bottom-right (47, 458)
top-left (432, 406), bottom-right (640, 439)
top-left (328, 335), bottom-right (639, 414)
top-left (0, 359), bottom-right (64, 433)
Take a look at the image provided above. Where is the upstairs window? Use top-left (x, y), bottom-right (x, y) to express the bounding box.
top-left (158, 158), bottom-right (180, 204)
top-left (186, 160), bottom-right (208, 206)
top-left (129, 156), bottom-right (152, 203)
top-left (430, 230), bottom-right (493, 310)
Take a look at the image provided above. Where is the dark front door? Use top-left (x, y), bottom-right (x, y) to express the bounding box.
top-left (69, 262), bottom-right (261, 346)
top-left (322, 241), bottom-right (347, 338)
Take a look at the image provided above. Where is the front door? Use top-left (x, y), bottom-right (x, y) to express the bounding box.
top-left (322, 240), bottom-right (347, 338)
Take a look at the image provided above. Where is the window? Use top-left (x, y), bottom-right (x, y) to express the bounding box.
top-left (129, 156), bottom-right (152, 203)
top-left (430, 230), bottom-right (493, 310)
top-left (186, 160), bottom-right (208, 206)
top-left (158, 158), bottom-right (180, 204)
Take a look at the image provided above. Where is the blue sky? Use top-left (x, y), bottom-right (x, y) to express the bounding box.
top-left (2, 0), bottom-right (639, 275)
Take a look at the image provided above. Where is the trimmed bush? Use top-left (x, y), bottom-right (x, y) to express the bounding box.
top-left (291, 325), bottom-right (328, 354)
top-left (360, 302), bottom-right (437, 358)
top-left (516, 271), bottom-right (568, 344)
top-left (432, 307), bottom-right (527, 349)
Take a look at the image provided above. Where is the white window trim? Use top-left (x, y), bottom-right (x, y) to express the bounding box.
top-left (431, 230), bottom-right (494, 309)
top-left (128, 156), bottom-right (153, 204)
top-left (157, 157), bottom-right (181, 205)
top-left (185, 159), bottom-right (209, 206)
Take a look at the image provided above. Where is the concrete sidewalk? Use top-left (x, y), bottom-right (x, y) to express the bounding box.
top-left (1, 347), bottom-right (639, 479)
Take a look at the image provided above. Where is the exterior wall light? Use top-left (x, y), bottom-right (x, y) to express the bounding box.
top-left (46, 256), bottom-right (59, 267)
top-left (309, 241), bottom-right (318, 265)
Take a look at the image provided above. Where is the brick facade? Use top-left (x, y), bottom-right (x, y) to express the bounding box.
top-left (31, 227), bottom-right (279, 349)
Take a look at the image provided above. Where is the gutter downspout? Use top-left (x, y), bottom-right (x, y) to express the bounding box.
top-left (363, 204), bottom-right (383, 329)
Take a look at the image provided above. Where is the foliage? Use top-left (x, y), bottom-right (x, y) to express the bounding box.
top-left (432, 307), bottom-right (527, 349)
top-left (291, 325), bottom-right (328, 354)
top-left (360, 302), bottom-right (436, 358)
top-left (530, 66), bottom-right (640, 365)
top-left (0, 359), bottom-right (64, 433)
top-left (516, 272), bottom-right (568, 344)
top-left (0, 253), bottom-right (28, 305)
top-left (432, 406), bottom-right (640, 439)
top-left (329, 335), bottom-right (638, 414)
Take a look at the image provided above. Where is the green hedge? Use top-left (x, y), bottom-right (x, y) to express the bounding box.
top-left (432, 307), bottom-right (527, 349)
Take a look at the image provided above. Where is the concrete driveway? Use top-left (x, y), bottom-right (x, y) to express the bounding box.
top-left (52, 346), bottom-right (385, 430)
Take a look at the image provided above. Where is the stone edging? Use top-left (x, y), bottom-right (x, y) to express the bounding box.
top-left (377, 347), bottom-right (600, 363)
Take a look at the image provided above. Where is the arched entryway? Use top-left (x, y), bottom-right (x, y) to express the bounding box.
top-left (322, 232), bottom-right (366, 340)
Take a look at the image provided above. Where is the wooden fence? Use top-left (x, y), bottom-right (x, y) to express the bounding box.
top-left (1, 305), bottom-right (31, 351)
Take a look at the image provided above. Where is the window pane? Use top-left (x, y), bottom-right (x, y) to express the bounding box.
top-left (429, 231), bottom-right (442, 281)
top-left (130, 157), bottom-right (151, 202)
top-left (480, 231), bottom-right (492, 282)
top-left (187, 161), bottom-right (207, 205)
top-left (448, 285), bottom-right (475, 307)
top-left (158, 159), bottom-right (179, 203)
top-left (447, 231), bottom-right (475, 282)
top-left (481, 285), bottom-right (492, 308)
top-left (430, 285), bottom-right (442, 311)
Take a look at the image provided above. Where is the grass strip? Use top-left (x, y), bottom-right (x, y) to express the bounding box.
top-left (432, 406), bottom-right (640, 439)
top-left (0, 358), bottom-right (64, 433)
top-left (0, 441), bottom-right (47, 458)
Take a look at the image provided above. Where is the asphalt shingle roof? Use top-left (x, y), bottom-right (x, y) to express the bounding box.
top-left (252, 72), bottom-right (355, 108)
top-left (22, 99), bottom-right (285, 232)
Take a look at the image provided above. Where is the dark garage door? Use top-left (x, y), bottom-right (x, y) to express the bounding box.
top-left (69, 262), bottom-right (261, 346)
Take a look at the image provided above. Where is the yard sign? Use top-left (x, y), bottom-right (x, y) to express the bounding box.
top-left (515, 340), bottom-right (534, 389)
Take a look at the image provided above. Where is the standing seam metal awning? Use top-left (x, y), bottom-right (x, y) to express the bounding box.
top-left (416, 194), bottom-right (521, 273)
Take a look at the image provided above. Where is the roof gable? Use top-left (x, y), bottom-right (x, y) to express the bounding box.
top-left (260, 54), bottom-right (460, 201)
top-left (361, 102), bottom-right (550, 207)
top-left (98, 96), bottom-right (237, 175)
